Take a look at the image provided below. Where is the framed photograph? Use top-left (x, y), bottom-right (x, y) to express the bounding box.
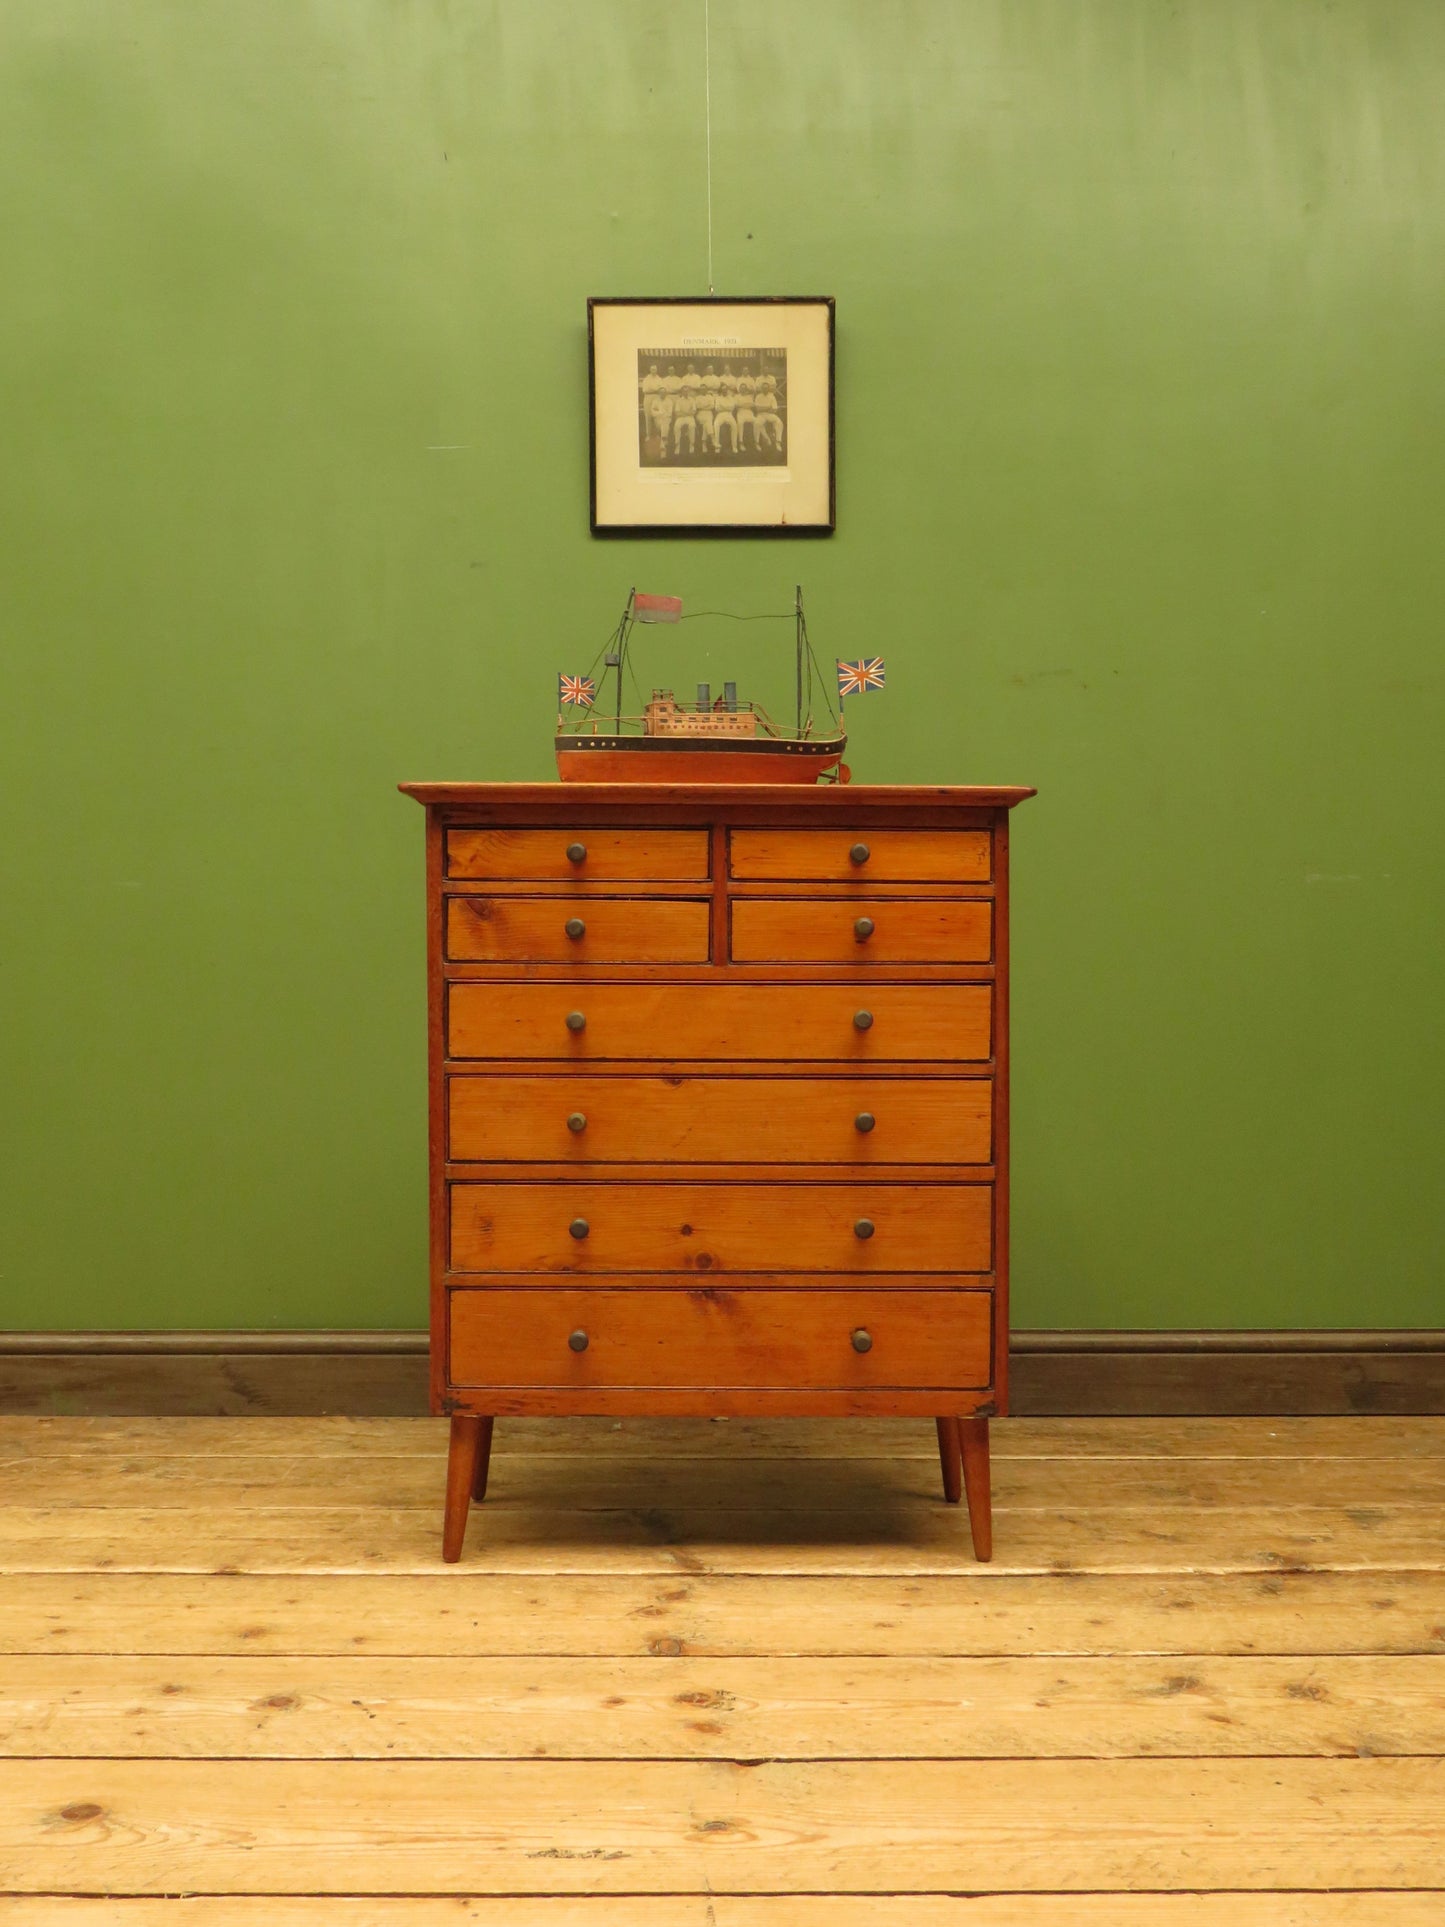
top-left (589, 296), bottom-right (835, 535)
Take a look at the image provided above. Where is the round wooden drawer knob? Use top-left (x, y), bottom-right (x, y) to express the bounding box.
top-left (564, 917), bottom-right (586, 940)
top-left (569, 1218), bottom-right (590, 1240)
top-left (854, 917), bottom-right (874, 941)
top-left (854, 1112), bottom-right (876, 1133)
top-left (565, 1010), bottom-right (587, 1032)
top-left (566, 1113), bottom-right (587, 1134)
top-left (854, 1218), bottom-right (875, 1240)
top-left (566, 842), bottom-right (587, 864)
top-left (568, 1329), bottom-right (590, 1352)
top-left (851, 1328), bottom-right (873, 1353)
top-left (853, 1009), bottom-right (873, 1031)
top-left (849, 842), bottom-right (870, 865)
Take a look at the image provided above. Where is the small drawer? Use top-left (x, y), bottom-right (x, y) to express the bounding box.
top-left (449, 1180), bottom-right (992, 1274)
top-left (730, 898), bottom-right (992, 965)
top-left (447, 828), bottom-right (710, 882)
top-left (448, 1285), bottom-right (994, 1391)
top-left (449, 1074), bottom-right (992, 1165)
top-left (730, 828), bottom-right (991, 883)
top-left (448, 982), bottom-right (993, 1063)
top-left (446, 896), bottom-right (711, 964)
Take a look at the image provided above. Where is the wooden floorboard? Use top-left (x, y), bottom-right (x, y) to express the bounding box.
top-left (0, 1415), bottom-right (1440, 1911)
top-left (3, 1900), bottom-right (1443, 1925)
top-left (5, 1567), bottom-right (1443, 1657)
top-left (4, 1756), bottom-right (1444, 1892)
top-left (5, 1652), bottom-right (1441, 1759)
top-left (8, 1452), bottom-right (1444, 1507)
top-left (1, 1500), bottom-right (1439, 1573)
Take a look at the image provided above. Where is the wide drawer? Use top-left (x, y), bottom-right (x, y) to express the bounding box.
top-left (447, 896), bottom-right (711, 964)
top-left (449, 1074), bottom-right (992, 1164)
top-left (447, 827), bottom-right (709, 883)
top-left (730, 828), bottom-right (990, 883)
top-left (448, 1286), bottom-right (993, 1390)
top-left (449, 1181), bottom-right (992, 1273)
top-left (730, 898), bottom-right (992, 965)
top-left (447, 982), bottom-right (993, 1062)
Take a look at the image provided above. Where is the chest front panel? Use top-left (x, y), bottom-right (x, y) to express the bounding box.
top-left (415, 787), bottom-right (1016, 1421)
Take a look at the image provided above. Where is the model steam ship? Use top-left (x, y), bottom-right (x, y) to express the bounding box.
top-left (555, 588), bottom-right (849, 784)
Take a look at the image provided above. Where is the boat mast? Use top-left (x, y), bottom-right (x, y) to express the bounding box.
top-left (613, 588), bottom-right (635, 733)
top-left (795, 584), bottom-right (804, 735)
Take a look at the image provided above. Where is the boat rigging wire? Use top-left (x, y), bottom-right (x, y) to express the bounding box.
top-left (676, 610), bottom-right (795, 621)
top-left (559, 589), bottom-right (842, 735)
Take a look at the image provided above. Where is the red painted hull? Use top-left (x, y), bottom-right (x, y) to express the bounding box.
top-left (557, 737), bottom-right (847, 785)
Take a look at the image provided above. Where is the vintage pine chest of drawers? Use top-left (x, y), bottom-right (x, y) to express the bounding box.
top-left (400, 782), bottom-right (1035, 1561)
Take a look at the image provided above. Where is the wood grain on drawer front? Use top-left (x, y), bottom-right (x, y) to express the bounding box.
top-left (449, 1181), bottom-right (992, 1274)
top-left (730, 898), bottom-right (992, 965)
top-left (448, 1287), bottom-right (993, 1390)
top-left (446, 896), bottom-right (710, 964)
top-left (449, 1075), bottom-right (992, 1164)
top-left (447, 828), bottom-right (709, 882)
top-left (730, 828), bottom-right (990, 883)
top-left (447, 982), bottom-right (993, 1062)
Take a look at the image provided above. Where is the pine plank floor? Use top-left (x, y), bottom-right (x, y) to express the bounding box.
top-left (0, 1414), bottom-right (1441, 1921)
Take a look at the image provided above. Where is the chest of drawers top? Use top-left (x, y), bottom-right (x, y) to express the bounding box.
top-left (402, 781), bottom-right (1036, 833)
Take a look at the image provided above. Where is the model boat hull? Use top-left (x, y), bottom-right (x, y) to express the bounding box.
top-left (557, 733), bottom-right (848, 785)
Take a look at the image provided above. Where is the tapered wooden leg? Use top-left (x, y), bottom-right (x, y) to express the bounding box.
top-left (959, 1415), bottom-right (992, 1562)
top-left (934, 1417), bottom-right (962, 1503)
top-left (471, 1417), bottom-right (495, 1501)
top-left (442, 1415), bottom-right (484, 1564)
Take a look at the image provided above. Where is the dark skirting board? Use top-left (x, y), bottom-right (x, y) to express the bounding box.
top-left (2, 1330), bottom-right (1442, 1417)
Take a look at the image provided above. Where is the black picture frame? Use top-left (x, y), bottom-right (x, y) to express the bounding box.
top-left (588, 296), bottom-right (835, 536)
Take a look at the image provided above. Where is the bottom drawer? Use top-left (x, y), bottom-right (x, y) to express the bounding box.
top-left (448, 1286), bottom-right (992, 1391)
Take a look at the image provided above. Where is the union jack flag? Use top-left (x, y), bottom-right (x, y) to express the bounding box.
top-left (837, 657), bottom-right (886, 700)
top-left (558, 673), bottom-right (597, 708)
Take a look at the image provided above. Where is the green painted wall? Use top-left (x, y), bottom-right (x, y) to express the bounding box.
top-left (3, 1), bottom-right (1442, 1333)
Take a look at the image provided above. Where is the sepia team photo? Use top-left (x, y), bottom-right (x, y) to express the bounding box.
top-left (637, 348), bottom-right (788, 468)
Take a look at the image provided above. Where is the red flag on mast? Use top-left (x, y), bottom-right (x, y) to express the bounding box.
top-left (634, 594), bottom-right (682, 623)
